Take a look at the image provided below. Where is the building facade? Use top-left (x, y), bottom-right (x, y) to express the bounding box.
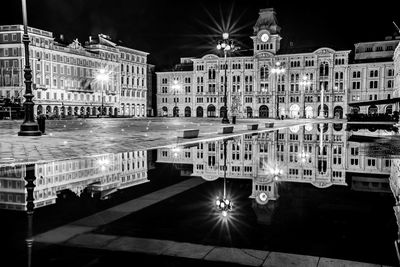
top-left (0, 25), bottom-right (148, 117)
top-left (156, 8), bottom-right (399, 119)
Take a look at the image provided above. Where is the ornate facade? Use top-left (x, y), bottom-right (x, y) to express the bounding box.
top-left (156, 8), bottom-right (398, 119)
top-left (0, 25), bottom-right (148, 117)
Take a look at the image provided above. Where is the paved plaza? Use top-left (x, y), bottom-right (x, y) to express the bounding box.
top-left (1, 117), bottom-right (394, 267)
top-left (33, 178), bottom-right (392, 267)
top-left (0, 117), bottom-right (321, 166)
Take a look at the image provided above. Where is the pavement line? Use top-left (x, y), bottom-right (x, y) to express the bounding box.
top-left (34, 177), bottom-right (206, 242)
top-left (56, 233), bottom-right (385, 267)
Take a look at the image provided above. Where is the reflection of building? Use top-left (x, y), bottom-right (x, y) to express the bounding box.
top-left (158, 123), bottom-right (393, 204)
top-left (394, 41), bottom-right (400, 101)
top-left (0, 25), bottom-right (148, 117)
top-left (157, 8), bottom-right (398, 119)
top-left (0, 150), bottom-right (148, 211)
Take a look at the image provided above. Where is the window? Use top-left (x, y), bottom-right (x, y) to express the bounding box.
top-left (352, 81), bottom-right (360, 89)
top-left (369, 81), bottom-right (378, 89)
top-left (369, 70), bottom-right (379, 77)
top-left (319, 62), bottom-right (329, 77)
top-left (260, 66), bottom-right (269, 80)
top-left (352, 71), bottom-right (361, 78)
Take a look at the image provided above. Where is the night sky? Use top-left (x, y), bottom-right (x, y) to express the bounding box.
top-left (2, 0), bottom-right (399, 69)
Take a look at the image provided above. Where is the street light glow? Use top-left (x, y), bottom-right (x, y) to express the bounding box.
top-left (222, 32), bottom-right (229, 39)
top-left (96, 69), bottom-right (109, 82)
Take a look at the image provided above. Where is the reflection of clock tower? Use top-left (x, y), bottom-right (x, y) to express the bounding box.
top-left (251, 8), bottom-right (282, 55)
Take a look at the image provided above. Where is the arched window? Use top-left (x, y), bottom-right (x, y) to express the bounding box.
top-left (260, 66), bottom-right (269, 80)
top-left (208, 68), bottom-right (216, 80)
top-left (319, 62), bottom-right (329, 77)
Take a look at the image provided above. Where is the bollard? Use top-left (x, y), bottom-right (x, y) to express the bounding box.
top-left (37, 116), bottom-right (46, 134)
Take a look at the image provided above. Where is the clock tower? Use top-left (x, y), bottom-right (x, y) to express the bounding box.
top-left (251, 8), bottom-right (282, 55)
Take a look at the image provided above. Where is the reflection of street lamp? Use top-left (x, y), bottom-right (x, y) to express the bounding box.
top-left (299, 75), bottom-right (311, 118)
top-left (318, 82), bottom-right (325, 119)
top-left (171, 79), bottom-right (181, 117)
top-left (96, 69), bottom-right (109, 117)
top-left (271, 62), bottom-right (285, 119)
top-left (298, 150), bottom-right (310, 164)
top-left (271, 167), bottom-right (283, 181)
top-left (18, 0), bottom-right (41, 136)
top-left (216, 139), bottom-right (233, 217)
top-left (217, 33), bottom-right (237, 124)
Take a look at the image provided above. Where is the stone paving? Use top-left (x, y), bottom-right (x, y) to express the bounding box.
top-left (0, 117), bottom-right (323, 166)
top-left (5, 116), bottom-right (389, 266)
top-left (33, 177), bottom-right (393, 267)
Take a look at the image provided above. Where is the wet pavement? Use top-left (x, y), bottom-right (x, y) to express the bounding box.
top-left (0, 117), bottom-right (312, 166)
top-left (1, 119), bottom-right (399, 266)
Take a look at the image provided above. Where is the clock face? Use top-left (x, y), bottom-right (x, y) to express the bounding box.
top-left (261, 33), bottom-right (269, 43)
top-left (259, 192), bottom-right (268, 202)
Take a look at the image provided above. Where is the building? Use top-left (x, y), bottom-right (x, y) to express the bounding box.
top-left (146, 64), bottom-right (156, 116)
top-left (156, 8), bottom-right (399, 119)
top-left (0, 25), bottom-right (149, 117)
top-left (394, 40), bottom-right (400, 99)
top-left (119, 45), bottom-right (149, 117)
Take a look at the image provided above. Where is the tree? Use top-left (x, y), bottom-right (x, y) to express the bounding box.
top-left (230, 95), bottom-right (242, 116)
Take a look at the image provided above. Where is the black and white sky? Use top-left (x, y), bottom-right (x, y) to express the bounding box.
top-left (2, 0), bottom-right (399, 68)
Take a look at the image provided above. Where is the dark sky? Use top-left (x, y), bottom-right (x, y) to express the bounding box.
top-left (2, 0), bottom-right (399, 69)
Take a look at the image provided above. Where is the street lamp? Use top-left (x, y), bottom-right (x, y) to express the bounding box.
top-left (299, 75), bottom-right (311, 118)
top-left (217, 33), bottom-right (236, 124)
top-left (18, 0), bottom-right (41, 136)
top-left (96, 69), bottom-right (109, 117)
top-left (171, 79), bottom-right (181, 117)
top-left (271, 62), bottom-right (285, 120)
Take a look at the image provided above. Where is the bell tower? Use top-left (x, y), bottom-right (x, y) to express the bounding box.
top-left (252, 8), bottom-right (282, 55)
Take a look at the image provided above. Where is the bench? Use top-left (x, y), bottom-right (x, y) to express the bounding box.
top-left (247, 124), bottom-right (259, 130)
top-left (177, 129), bottom-right (199, 139)
top-left (265, 122), bottom-right (274, 128)
top-left (218, 126), bottom-right (234, 134)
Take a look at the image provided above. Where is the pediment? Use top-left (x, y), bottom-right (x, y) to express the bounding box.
top-left (314, 47), bottom-right (336, 55)
top-left (201, 54), bottom-right (219, 60)
top-left (311, 181), bottom-right (333, 188)
top-left (255, 51), bottom-right (275, 59)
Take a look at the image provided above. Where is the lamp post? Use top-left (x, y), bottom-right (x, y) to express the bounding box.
top-left (299, 75), bottom-right (311, 118)
top-left (271, 62), bottom-right (285, 120)
top-left (96, 69), bottom-right (109, 117)
top-left (18, 0), bottom-right (41, 136)
top-left (217, 33), bottom-right (236, 124)
top-left (171, 79), bottom-right (181, 117)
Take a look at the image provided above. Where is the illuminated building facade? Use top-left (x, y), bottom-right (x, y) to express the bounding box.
top-left (0, 25), bottom-right (148, 117)
top-left (156, 8), bottom-right (399, 119)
